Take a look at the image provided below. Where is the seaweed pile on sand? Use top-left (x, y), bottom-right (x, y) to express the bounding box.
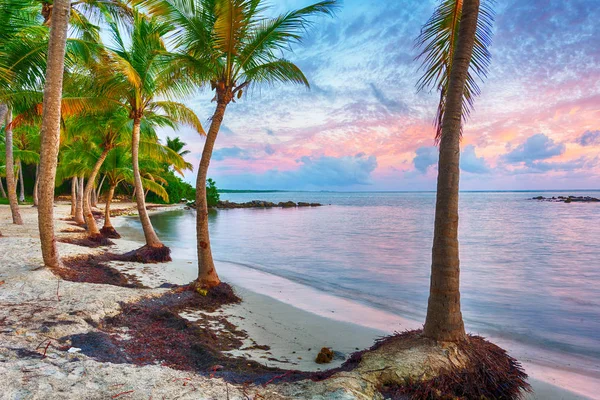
top-left (51, 254), bottom-right (145, 288)
top-left (63, 284), bottom-right (308, 385)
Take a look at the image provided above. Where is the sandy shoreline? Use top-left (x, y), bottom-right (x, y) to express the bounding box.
top-left (1, 203), bottom-right (598, 399)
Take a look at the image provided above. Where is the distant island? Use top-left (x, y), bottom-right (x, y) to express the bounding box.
top-left (531, 195), bottom-right (600, 203)
top-left (218, 189), bottom-right (292, 193)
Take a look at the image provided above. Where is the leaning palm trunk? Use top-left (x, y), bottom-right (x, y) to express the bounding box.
top-left (74, 175), bottom-right (85, 224)
top-left (91, 185), bottom-right (97, 208)
top-left (4, 109), bottom-right (23, 225)
top-left (422, 0), bottom-right (481, 342)
top-left (83, 149), bottom-right (109, 237)
top-left (37, 0), bottom-right (71, 269)
top-left (70, 177), bottom-right (77, 216)
top-left (100, 184), bottom-right (120, 238)
top-left (18, 160), bottom-right (25, 202)
top-left (131, 117), bottom-right (169, 259)
top-left (0, 178), bottom-right (6, 198)
top-left (194, 101), bottom-right (228, 289)
top-left (96, 174), bottom-right (105, 202)
top-left (33, 165), bottom-right (39, 206)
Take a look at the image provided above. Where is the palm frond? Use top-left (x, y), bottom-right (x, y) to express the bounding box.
top-left (213, 0), bottom-right (250, 83)
top-left (415, 0), bottom-right (495, 141)
top-left (233, 0), bottom-right (338, 79)
top-left (243, 59), bottom-right (309, 87)
top-left (151, 101), bottom-right (205, 135)
top-left (141, 176), bottom-right (169, 202)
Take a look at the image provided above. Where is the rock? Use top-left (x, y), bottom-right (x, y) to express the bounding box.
top-left (531, 195), bottom-right (599, 203)
top-left (278, 201), bottom-right (297, 208)
top-left (333, 350), bottom-right (346, 360)
top-left (67, 347), bottom-right (81, 353)
top-left (297, 202), bottom-right (310, 207)
top-left (310, 203), bottom-right (322, 207)
top-left (315, 347), bottom-right (334, 364)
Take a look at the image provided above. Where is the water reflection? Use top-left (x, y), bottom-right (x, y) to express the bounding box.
top-left (117, 191), bottom-right (600, 364)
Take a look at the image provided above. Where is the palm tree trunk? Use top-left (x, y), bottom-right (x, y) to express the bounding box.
top-left (91, 184), bottom-right (97, 207)
top-left (194, 101), bottom-right (228, 289)
top-left (83, 149), bottom-right (109, 237)
top-left (18, 160), bottom-right (25, 202)
top-left (4, 109), bottom-right (23, 225)
top-left (70, 176), bottom-right (77, 216)
top-left (423, 0), bottom-right (480, 343)
top-left (100, 183), bottom-right (120, 238)
top-left (37, 0), bottom-right (71, 269)
top-left (0, 178), bottom-right (6, 198)
top-left (96, 174), bottom-right (106, 201)
top-left (131, 117), bottom-right (164, 248)
top-left (103, 184), bottom-right (116, 229)
top-left (33, 164), bottom-right (39, 206)
top-left (75, 175), bottom-right (85, 224)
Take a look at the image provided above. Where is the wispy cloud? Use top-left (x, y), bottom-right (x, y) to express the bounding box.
top-left (163, 0), bottom-right (600, 190)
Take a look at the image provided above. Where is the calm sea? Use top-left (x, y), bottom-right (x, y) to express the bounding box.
top-left (117, 191), bottom-right (600, 370)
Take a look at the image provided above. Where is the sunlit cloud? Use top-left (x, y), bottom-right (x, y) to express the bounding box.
top-left (162, 0), bottom-right (600, 191)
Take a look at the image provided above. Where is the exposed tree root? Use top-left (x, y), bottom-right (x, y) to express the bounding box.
top-left (51, 254), bottom-right (145, 288)
top-left (362, 331), bottom-right (531, 400)
top-left (119, 245), bottom-right (172, 263)
top-left (100, 226), bottom-right (121, 239)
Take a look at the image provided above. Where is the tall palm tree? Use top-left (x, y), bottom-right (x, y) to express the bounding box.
top-left (165, 136), bottom-right (191, 175)
top-left (70, 111), bottom-right (128, 238)
top-left (3, 108), bottom-right (23, 224)
top-left (141, 0), bottom-right (337, 288)
top-left (99, 132), bottom-right (187, 237)
top-left (416, 0), bottom-right (493, 341)
top-left (0, 2), bottom-right (41, 222)
top-left (38, 0), bottom-right (71, 269)
top-left (96, 11), bottom-right (203, 260)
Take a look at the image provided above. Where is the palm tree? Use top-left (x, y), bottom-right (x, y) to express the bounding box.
top-left (2, 108), bottom-right (23, 224)
top-left (416, 0), bottom-right (493, 341)
top-left (99, 131), bottom-right (187, 237)
top-left (70, 111), bottom-right (129, 239)
top-left (38, 0), bottom-right (71, 269)
top-left (141, 0), bottom-right (337, 288)
top-left (95, 11), bottom-right (203, 260)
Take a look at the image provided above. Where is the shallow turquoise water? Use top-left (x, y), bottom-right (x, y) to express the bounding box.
top-left (118, 191), bottom-right (600, 365)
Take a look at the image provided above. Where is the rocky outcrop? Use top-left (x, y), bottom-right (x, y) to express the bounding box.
top-left (187, 200), bottom-right (322, 209)
top-left (531, 195), bottom-right (600, 203)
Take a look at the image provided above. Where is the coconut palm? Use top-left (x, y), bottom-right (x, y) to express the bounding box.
top-left (38, 0), bottom-right (71, 269)
top-left (139, 0), bottom-right (337, 288)
top-left (2, 108), bottom-right (23, 223)
top-left (94, 11), bottom-right (203, 261)
top-left (165, 136), bottom-right (192, 176)
top-left (99, 129), bottom-right (188, 237)
top-left (67, 111), bottom-right (129, 239)
top-left (416, 0), bottom-right (494, 341)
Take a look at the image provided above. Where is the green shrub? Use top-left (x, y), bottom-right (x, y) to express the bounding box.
top-left (206, 178), bottom-right (220, 207)
top-left (146, 171), bottom-right (195, 204)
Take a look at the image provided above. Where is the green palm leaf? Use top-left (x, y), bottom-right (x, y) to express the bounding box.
top-left (415, 0), bottom-right (494, 141)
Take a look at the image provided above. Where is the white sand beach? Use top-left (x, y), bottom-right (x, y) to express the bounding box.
top-left (1, 203), bottom-right (598, 399)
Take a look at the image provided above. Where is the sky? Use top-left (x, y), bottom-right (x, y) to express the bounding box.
top-left (161, 0), bottom-right (600, 191)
